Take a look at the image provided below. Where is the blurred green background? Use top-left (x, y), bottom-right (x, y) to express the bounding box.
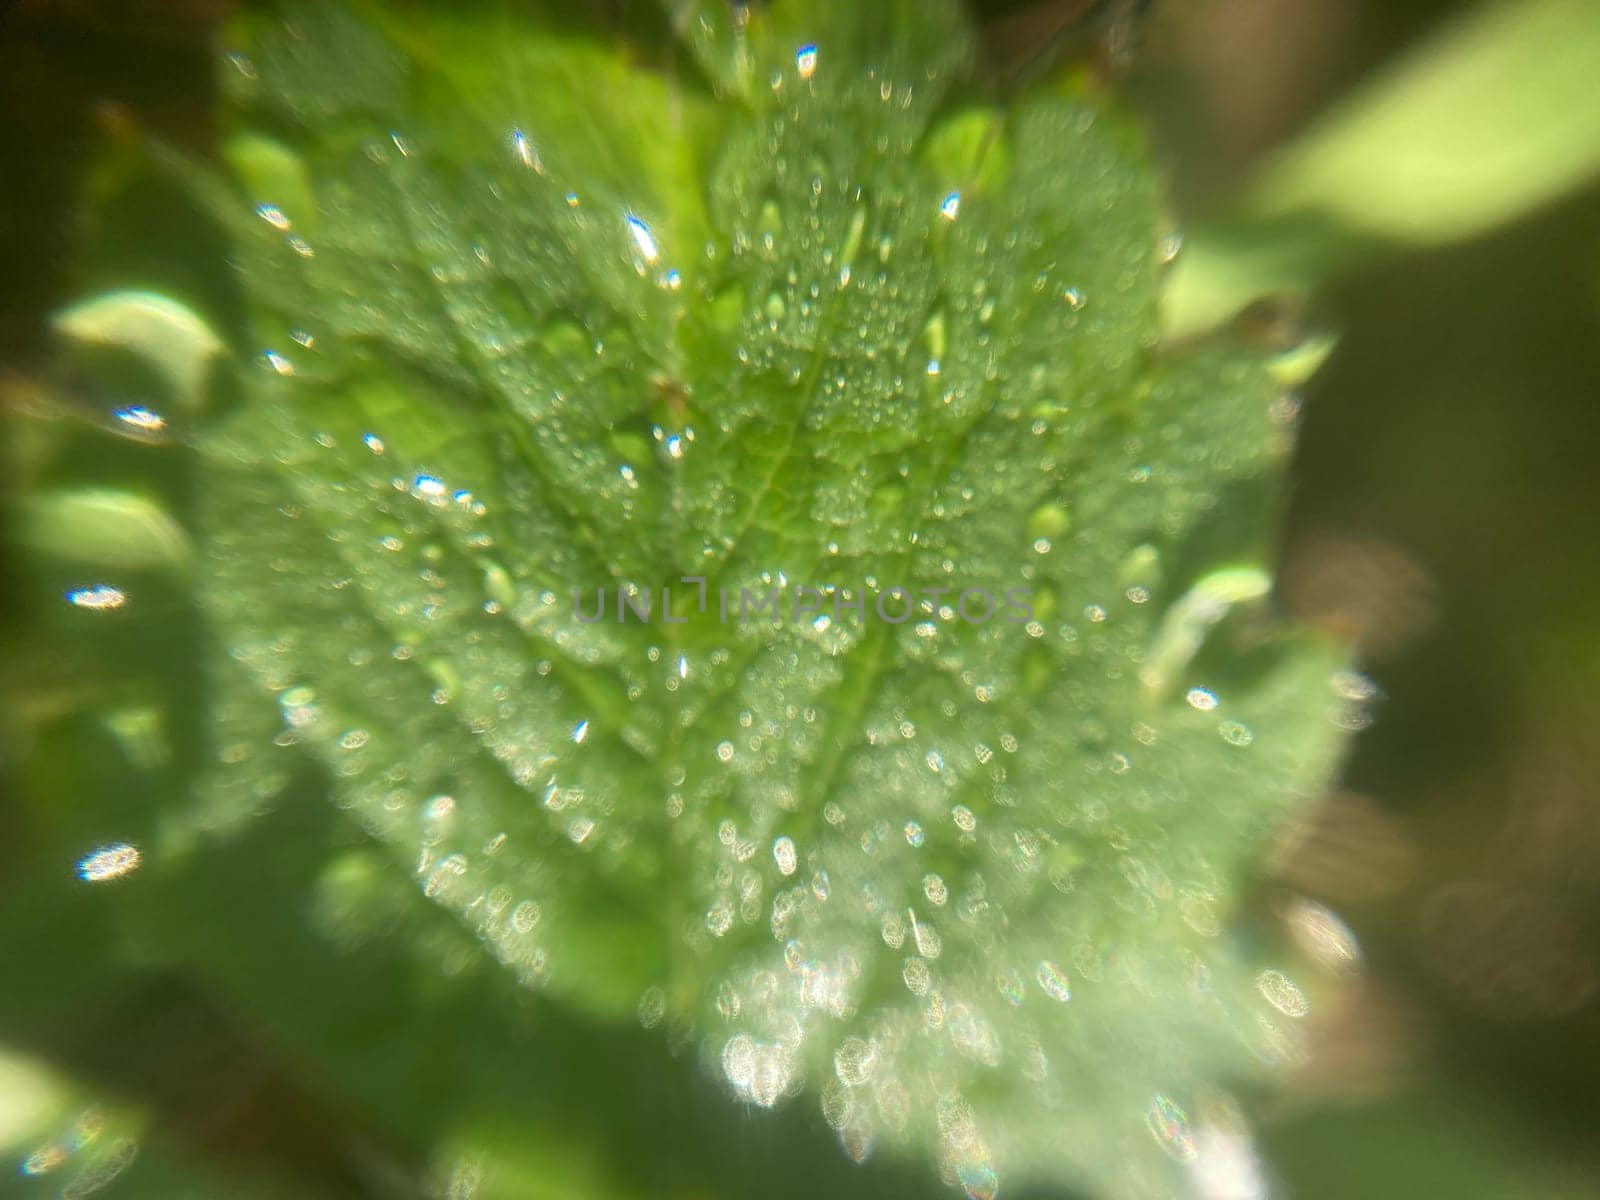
top-left (2, 0), bottom-right (1598, 1196)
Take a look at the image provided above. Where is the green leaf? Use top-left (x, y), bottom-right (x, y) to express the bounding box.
top-left (25, 2), bottom-right (1356, 1196)
top-left (1164, 0), bottom-right (1600, 335)
top-left (1248, 0), bottom-right (1600, 246)
top-left (52, 291), bottom-right (226, 413)
top-left (19, 489), bottom-right (193, 572)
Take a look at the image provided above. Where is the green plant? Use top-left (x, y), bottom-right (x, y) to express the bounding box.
top-left (27, 0), bottom-right (1599, 1197)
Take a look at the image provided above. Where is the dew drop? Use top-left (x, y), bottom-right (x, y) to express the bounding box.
top-left (1285, 897), bottom-right (1362, 971)
top-left (1256, 969), bottom-right (1309, 1017)
top-left (1219, 720), bottom-right (1255, 747)
top-left (1036, 960), bottom-right (1071, 1002)
top-left (20, 1143), bottom-right (66, 1176)
top-left (625, 213), bottom-right (659, 263)
top-left (113, 405), bottom-right (165, 432)
top-left (903, 957), bottom-right (931, 994)
top-left (834, 1036), bottom-right (877, 1086)
top-left (510, 900), bottom-right (540, 933)
top-left (1147, 1094), bottom-right (1196, 1161)
top-left (424, 794), bottom-right (454, 820)
top-left (65, 585), bottom-right (125, 611)
top-left (510, 127), bottom-right (541, 171)
top-left (722, 1033), bottom-right (755, 1089)
top-left (773, 836), bottom-right (798, 876)
top-left (77, 843), bottom-right (141, 882)
top-left (637, 986), bottom-right (665, 1028)
top-left (255, 203), bottom-right (290, 231)
top-left (957, 1161), bottom-right (998, 1200)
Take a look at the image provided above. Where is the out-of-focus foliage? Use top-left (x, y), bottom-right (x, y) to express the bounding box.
top-left (0, 1051), bottom-right (335, 1200)
top-left (1164, 0), bottom-right (1600, 333)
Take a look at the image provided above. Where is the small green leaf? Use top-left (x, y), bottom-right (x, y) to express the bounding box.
top-left (51, 291), bottom-right (225, 412)
top-left (20, 488), bottom-right (192, 572)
